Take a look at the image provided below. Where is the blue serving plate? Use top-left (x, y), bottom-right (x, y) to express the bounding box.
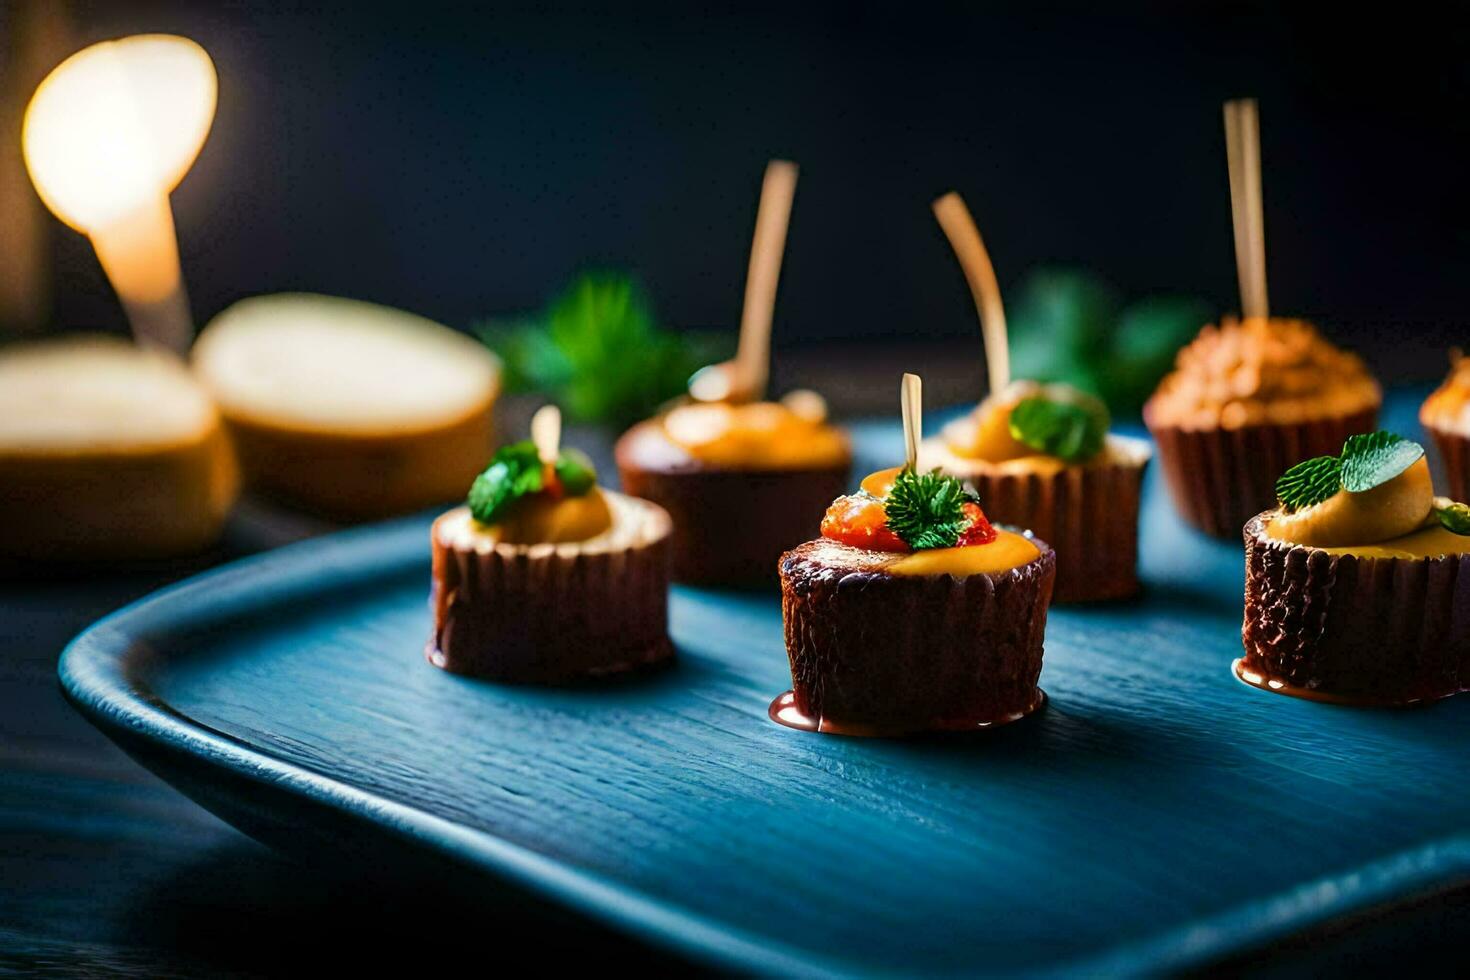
top-left (61, 397), bottom-right (1470, 976)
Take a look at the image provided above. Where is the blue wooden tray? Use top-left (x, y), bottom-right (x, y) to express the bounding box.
top-left (60, 398), bottom-right (1470, 976)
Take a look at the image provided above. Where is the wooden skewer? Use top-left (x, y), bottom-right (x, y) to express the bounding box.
top-left (1223, 98), bottom-right (1269, 319)
top-left (1222, 101), bottom-right (1249, 312)
top-left (531, 403), bottom-right (561, 465)
top-left (901, 372), bottom-right (922, 471)
top-left (931, 191), bottom-right (1009, 397)
top-left (733, 159), bottom-right (799, 402)
top-left (1240, 100), bottom-right (1269, 319)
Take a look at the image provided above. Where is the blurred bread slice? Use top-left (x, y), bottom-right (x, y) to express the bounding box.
top-left (0, 336), bottom-right (239, 561)
top-left (193, 293), bottom-right (500, 521)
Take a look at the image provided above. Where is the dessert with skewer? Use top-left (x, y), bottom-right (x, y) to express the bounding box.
top-left (1145, 99), bottom-right (1380, 538)
top-left (616, 160), bottom-right (850, 586)
top-left (917, 192), bottom-right (1151, 603)
top-left (774, 374), bottom-right (1056, 736)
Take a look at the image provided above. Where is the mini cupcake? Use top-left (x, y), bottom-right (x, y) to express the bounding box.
top-left (1145, 317), bottom-right (1379, 538)
top-left (775, 457), bottom-right (1056, 736)
top-left (430, 408), bottom-right (672, 682)
top-left (1239, 430), bottom-right (1470, 705)
top-left (615, 393), bottom-right (850, 586)
top-left (1420, 351), bottom-right (1470, 501)
top-left (920, 381), bottom-right (1150, 602)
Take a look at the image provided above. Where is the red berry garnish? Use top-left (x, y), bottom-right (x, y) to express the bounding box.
top-left (956, 501), bottom-right (997, 546)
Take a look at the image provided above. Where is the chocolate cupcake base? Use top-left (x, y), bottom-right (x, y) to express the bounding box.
top-left (1147, 407), bottom-right (1377, 539)
top-left (428, 493), bottom-right (673, 683)
top-left (777, 535), bottom-right (1056, 735)
top-left (1239, 512), bottom-right (1470, 705)
top-left (921, 435), bottom-right (1150, 603)
top-left (616, 421), bottom-right (849, 586)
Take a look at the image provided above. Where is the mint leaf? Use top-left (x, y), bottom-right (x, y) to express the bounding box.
top-left (1008, 392), bottom-right (1109, 462)
top-left (1436, 501), bottom-right (1470, 535)
top-left (1340, 431), bottom-right (1424, 494)
top-left (467, 442), bottom-right (545, 524)
top-left (1275, 455), bottom-right (1341, 511)
top-left (883, 468), bottom-right (975, 550)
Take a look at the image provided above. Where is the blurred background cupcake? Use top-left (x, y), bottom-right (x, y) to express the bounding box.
top-left (616, 160), bottom-right (853, 587)
top-left (1144, 316), bottom-right (1379, 537)
top-left (1143, 99), bottom-right (1383, 538)
top-left (1420, 351), bottom-right (1470, 501)
top-left (919, 193), bottom-right (1152, 603)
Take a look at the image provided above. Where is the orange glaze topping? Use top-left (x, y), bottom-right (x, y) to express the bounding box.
top-left (820, 469), bottom-right (998, 553)
top-left (821, 493), bottom-right (908, 552)
top-left (660, 400), bottom-right (849, 469)
top-left (859, 466), bottom-right (902, 497)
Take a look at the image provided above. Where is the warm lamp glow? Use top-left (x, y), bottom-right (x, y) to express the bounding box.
top-left (22, 35), bottom-right (217, 352)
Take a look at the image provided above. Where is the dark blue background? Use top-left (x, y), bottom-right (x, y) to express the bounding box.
top-left (26, 1), bottom-right (1469, 379)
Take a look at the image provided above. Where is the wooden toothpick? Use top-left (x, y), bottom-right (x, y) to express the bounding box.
top-left (531, 403), bottom-right (561, 465)
top-left (733, 159), bottom-right (799, 402)
top-left (901, 373), bottom-right (922, 471)
top-left (1224, 98), bottom-right (1269, 319)
top-left (932, 191), bottom-right (1009, 397)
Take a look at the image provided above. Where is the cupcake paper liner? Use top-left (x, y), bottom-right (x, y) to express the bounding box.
top-left (1240, 512), bottom-right (1470, 705)
top-left (1146, 406), bottom-right (1378, 539)
top-left (778, 537), bottom-right (1055, 734)
top-left (428, 495), bottom-right (673, 682)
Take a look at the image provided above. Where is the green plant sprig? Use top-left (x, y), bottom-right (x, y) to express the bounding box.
top-left (1435, 500), bottom-right (1470, 535)
top-left (1275, 431), bottom-right (1425, 512)
top-left (1008, 389), bottom-right (1110, 462)
top-left (477, 273), bottom-right (730, 429)
top-left (883, 468), bottom-right (979, 550)
top-left (467, 441), bottom-right (597, 525)
top-left (1007, 268), bottom-right (1214, 414)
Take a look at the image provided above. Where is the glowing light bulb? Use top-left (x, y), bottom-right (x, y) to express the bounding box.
top-left (23, 34), bottom-right (217, 352)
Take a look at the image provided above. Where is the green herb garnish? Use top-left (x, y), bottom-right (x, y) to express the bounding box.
top-left (467, 441), bottom-right (597, 525)
top-left (1275, 431), bottom-right (1426, 512)
top-left (1340, 431), bottom-right (1425, 493)
top-left (1435, 500), bottom-right (1470, 535)
top-left (1274, 455), bottom-right (1342, 512)
top-left (884, 468), bottom-right (978, 550)
top-left (555, 449), bottom-right (597, 496)
top-left (478, 273), bottom-right (730, 428)
top-left (1008, 390), bottom-right (1110, 461)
